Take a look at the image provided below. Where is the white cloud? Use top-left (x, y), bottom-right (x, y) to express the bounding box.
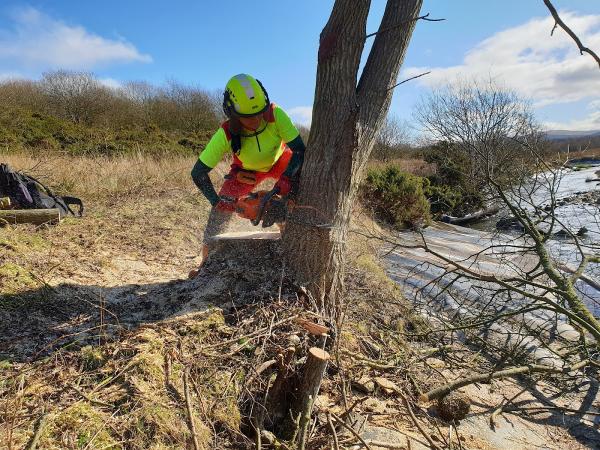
top-left (0, 7), bottom-right (152, 70)
top-left (288, 106), bottom-right (313, 127)
top-left (543, 101), bottom-right (600, 131)
top-left (403, 11), bottom-right (600, 107)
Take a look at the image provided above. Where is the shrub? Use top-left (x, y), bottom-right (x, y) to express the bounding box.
top-left (362, 165), bottom-right (431, 229)
top-left (423, 141), bottom-right (485, 216)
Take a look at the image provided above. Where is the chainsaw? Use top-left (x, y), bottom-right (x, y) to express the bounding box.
top-left (230, 187), bottom-right (293, 228)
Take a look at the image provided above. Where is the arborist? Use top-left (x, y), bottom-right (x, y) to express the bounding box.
top-left (190, 73), bottom-right (306, 278)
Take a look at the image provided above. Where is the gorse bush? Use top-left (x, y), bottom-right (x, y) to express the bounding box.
top-left (0, 71), bottom-right (221, 155)
top-left (423, 141), bottom-right (485, 216)
top-left (362, 165), bottom-right (431, 229)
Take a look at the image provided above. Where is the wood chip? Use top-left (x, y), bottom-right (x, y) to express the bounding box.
top-left (295, 318), bottom-right (329, 336)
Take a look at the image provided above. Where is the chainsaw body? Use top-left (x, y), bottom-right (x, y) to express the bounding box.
top-left (233, 189), bottom-right (291, 228)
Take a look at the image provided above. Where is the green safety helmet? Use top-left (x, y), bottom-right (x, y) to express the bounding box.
top-left (222, 74), bottom-right (270, 117)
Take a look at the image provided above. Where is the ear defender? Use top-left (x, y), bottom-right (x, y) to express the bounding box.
top-left (222, 90), bottom-right (235, 118)
top-left (255, 79), bottom-right (270, 110)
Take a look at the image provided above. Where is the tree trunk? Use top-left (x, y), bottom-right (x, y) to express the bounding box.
top-left (283, 0), bottom-right (423, 319)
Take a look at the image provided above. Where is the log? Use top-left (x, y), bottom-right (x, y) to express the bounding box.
top-left (0, 208), bottom-right (60, 225)
top-left (440, 206), bottom-right (499, 225)
top-left (294, 347), bottom-right (330, 449)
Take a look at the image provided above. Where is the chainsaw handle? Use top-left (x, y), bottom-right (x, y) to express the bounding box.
top-left (251, 186), bottom-right (279, 226)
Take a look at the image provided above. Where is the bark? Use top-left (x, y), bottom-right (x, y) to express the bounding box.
top-left (283, 0), bottom-right (423, 320)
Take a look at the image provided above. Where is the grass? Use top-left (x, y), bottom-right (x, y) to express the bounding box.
top-left (0, 150), bottom-right (443, 449)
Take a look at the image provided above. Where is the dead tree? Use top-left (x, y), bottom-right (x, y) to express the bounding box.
top-left (283, 0), bottom-right (426, 321)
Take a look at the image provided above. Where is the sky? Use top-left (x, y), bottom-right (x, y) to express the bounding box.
top-left (0, 1), bottom-right (598, 133)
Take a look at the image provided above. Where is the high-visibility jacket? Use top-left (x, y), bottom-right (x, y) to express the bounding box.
top-left (199, 103), bottom-right (300, 172)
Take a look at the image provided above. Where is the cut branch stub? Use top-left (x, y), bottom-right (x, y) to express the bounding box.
top-left (294, 347), bottom-right (330, 447)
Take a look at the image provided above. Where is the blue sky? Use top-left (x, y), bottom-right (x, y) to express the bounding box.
top-left (0, 1), bottom-right (599, 132)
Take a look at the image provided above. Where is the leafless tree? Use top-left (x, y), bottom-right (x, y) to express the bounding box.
top-left (371, 114), bottom-right (412, 161)
top-left (40, 70), bottom-right (112, 125)
top-left (416, 80), bottom-right (544, 193)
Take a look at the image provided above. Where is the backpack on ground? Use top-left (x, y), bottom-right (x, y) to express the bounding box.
top-left (0, 163), bottom-right (83, 218)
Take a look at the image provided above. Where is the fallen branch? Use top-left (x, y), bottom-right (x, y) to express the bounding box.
top-left (331, 412), bottom-right (373, 450)
top-left (420, 360), bottom-right (590, 402)
top-left (198, 315), bottom-right (298, 353)
top-left (440, 206), bottom-right (499, 225)
top-left (399, 392), bottom-right (442, 450)
top-left (70, 385), bottom-right (112, 408)
top-left (365, 440), bottom-right (407, 449)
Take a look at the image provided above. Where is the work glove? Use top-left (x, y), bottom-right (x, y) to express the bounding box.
top-left (275, 175), bottom-right (291, 196)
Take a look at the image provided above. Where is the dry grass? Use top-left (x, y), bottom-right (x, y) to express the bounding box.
top-left (0, 151), bottom-right (235, 291)
top-left (3, 150), bottom-right (229, 201)
top-left (564, 147), bottom-right (600, 160)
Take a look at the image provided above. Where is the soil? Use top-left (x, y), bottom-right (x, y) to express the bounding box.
top-left (1, 177), bottom-right (598, 448)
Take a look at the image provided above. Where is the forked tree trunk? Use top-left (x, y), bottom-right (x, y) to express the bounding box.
top-left (283, 0), bottom-right (423, 319)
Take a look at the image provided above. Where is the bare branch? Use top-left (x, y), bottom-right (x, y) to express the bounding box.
top-left (543, 0), bottom-right (600, 69)
top-left (420, 359), bottom-right (591, 402)
top-left (366, 12), bottom-right (445, 39)
top-left (388, 71), bottom-right (431, 91)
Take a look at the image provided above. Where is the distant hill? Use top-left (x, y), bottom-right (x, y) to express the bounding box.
top-left (545, 129), bottom-right (600, 141)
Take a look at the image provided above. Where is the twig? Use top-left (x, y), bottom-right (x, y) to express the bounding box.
top-left (183, 369), bottom-right (202, 450)
top-left (398, 392), bottom-right (442, 450)
top-left (198, 315), bottom-right (298, 352)
top-left (331, 412), bottom-right (373, 450)
top-left (88, 359), bottom-right (137, 394)
top-left (388, 71), bottom-right (431, 91)
top-left (366, 13), bottom-right (445, 39)
top-left (24, 411), bottom-right (47, 450)
top-left (327, 413), bottom-right (340, 450)
top-left (543, 0), bottom-right (600, 68)
top-left (490, 387), bottom-right (528, 429)
top-left (365, 440), bottom-right (407, 449)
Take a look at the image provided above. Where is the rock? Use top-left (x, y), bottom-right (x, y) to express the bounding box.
top-left (496, 217), bottom-right (524, 232)
top-left (436, 392), bottom-right (471, 422)
top-left (425, 357), bottom-right (446, 369)
top-left (287, 334), bottom-right (301, 346)
top-left (363, 397), bottom-right (387, 414)
top-left (374, 377), bottom-right (400, 395)
top-left (352, 376), bottom-right (376, 394)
